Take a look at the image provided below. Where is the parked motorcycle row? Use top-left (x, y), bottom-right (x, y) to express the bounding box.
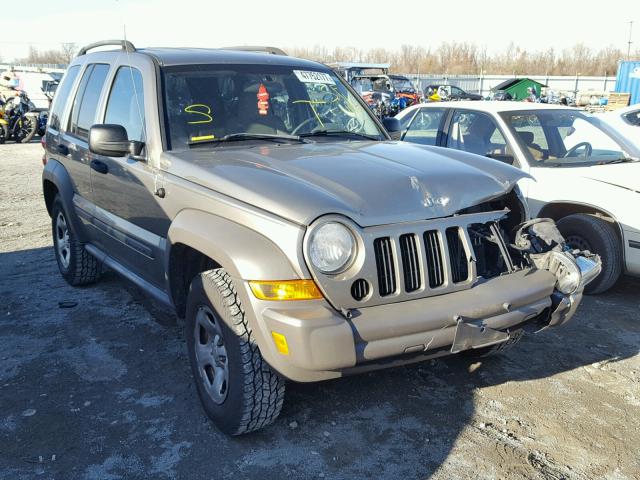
top-left (0, 91), bottom-right (49, 144)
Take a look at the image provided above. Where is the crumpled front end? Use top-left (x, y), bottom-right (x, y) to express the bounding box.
top-left (246, 191), bottom-right (601, 383)
top-left (511, 218), bottom-right (602, 329)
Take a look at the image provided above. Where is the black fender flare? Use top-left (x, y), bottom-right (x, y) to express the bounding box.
top-left (42, 159), bottom-right (90, 243)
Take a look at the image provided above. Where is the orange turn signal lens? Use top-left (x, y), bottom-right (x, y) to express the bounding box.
top-left (249, 280), bottom-right (323, 301)
top-left (271, 331), bottom-right (289, 355)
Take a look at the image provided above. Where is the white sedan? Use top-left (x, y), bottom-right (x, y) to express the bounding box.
top-left (396, 101), bottom-right (640, 293)
top-left (598, 105), bottom-right (640, 150)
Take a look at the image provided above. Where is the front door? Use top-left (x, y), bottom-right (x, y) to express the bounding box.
top-left (89, 66), bottom-right (168, 288)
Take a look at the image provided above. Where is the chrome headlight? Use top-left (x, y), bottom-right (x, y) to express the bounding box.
top-left (308, 222), bottom-right (356, 274)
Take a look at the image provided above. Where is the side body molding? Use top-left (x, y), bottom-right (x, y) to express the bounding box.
top-left (166, 209), bottom-right (302, 282)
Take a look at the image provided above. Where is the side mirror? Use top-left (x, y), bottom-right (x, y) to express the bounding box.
top-left (382, 117), bottom-right (402, 140)
top-left (89, 124), bottom-right (145, 160)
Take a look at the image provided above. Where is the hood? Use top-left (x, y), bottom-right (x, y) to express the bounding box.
top-left (163, 141), bottom-right (528, 227)
top-left (582, 162), bottom-right (640, 194)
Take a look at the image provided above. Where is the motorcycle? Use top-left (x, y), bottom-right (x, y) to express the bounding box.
top-left (0, 92), bottom-right (42, 143)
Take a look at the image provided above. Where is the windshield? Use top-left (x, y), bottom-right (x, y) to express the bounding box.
top-left (391, 77), bottom-right (415, 92)
top-left (500, 110), bottom-right (636, 167)
top-left (162, 64), bottom-right (384, 149)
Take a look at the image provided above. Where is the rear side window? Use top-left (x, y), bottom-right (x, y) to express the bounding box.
top-left (69, 64), bottom-right (110, 139)
top-left (48, 65), bottom-right (80, 131)
top-left (104, 67), bottom-right (145, 142)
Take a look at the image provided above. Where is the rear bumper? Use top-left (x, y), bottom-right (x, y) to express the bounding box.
top-left (245, 268), bottom-right (579, 382)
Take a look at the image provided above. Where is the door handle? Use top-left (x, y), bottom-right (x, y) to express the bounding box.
top-left (90, 159), bottom-right (109, 174)
top-left (56, 144), bottom-right (69, 155)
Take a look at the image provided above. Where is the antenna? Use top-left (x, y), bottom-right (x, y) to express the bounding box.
top-left (628, 21), bottom-right (634, 60)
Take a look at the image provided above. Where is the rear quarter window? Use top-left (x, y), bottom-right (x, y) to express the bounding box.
top-left (48, 65), bottom-right (80, 131)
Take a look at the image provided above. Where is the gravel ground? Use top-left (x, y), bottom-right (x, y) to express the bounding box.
top-left (1, 142), bottom-right (639, 480)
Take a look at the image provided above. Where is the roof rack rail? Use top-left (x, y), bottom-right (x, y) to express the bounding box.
top-left (220, 46), bottom-right (287, 56)
top-left (76, 40), bottom-right (136, 57)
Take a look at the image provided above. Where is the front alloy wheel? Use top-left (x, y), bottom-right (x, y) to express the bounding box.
top-left (194, 305), bottom-right (229, 404)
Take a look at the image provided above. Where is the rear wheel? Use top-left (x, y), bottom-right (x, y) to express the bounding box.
top-left (51, 195), bottom-right (101, 286)
top-left (13, 115), bottom-right (37, 143)
top-left (556, 213), bottom-right (622, 294)
top-left (186, 268), bottom-right (285, 435)
top-left (0, 123), bottom-right (8, 144)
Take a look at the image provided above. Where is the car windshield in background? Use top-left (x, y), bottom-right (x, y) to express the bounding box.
top-left (623, 109), bottom-right (640, 126)
top-left (162, 64), bottom-right (384, 149)
top-left (392, 78), bottom-right (415, 92)
top-left (501, 110), bottom-right (636, 167)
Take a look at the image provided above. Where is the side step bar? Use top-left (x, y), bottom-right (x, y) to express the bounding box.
top-left (84, 244), bottom-right (173, 309)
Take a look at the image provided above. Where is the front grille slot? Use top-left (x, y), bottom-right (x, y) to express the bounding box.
top-left (374, 237), bottom-right (396, 296)
top-left (423, 230), bottom-right (445, 288)
top-left (399, 234), bottom-right (422, 292)
top-left (468, 222), bottom-right (510, 279)
top-left (446, 227), bottom-right (469, 283)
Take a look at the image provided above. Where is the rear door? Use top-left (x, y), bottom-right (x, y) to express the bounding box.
top-left (88, 65), bottom-right (167, 288)
top-left (63, 63), bottom-right (111, 213)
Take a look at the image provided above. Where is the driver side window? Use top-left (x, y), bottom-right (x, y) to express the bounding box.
top-left (446, 110), bottom-right (509, 160)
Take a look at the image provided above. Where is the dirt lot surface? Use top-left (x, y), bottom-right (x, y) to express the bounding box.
top-left (1, 142), bottom-right (639, 480)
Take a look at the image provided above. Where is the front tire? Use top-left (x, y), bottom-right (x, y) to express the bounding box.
top-left (186, 268), bottom-right (285, 435)
top-left (51, 195), bottom-right (101, 286)
top-left (556, 213), bottom-right (622, 294)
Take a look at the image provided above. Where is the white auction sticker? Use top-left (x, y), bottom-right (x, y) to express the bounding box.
top-left (293, 70), bottom-right (336, 85)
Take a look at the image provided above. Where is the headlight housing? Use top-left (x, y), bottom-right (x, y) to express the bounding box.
top-left (308, 222), bottom-right (356, 274)
top-left (547, 251), bottom-right (582, 294)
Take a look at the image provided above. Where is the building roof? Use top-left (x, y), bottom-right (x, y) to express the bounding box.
top-left (492, 78), bottom-right (547, 91)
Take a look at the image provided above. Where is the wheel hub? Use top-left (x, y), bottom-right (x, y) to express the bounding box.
top-left (194, 306), bottom-right (229, 404)
top-left (564, 234), bottom-right (592, 253)
top-left (55, 212), bottom-right (71, 269)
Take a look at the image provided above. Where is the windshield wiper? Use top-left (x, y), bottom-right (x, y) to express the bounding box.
top-left (300, 130), bottom-right (381, 141)
top-left (189, 132), bottom-right (308, 146)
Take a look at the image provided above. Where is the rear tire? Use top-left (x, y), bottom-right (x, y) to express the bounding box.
top-left (186, 268), bottom-right (285, 435)
top-left (0, 123), bottom-right (8, 144)
top-left (51, 195), bottom-right (101, 286)
top-left (13, 115), bottom-right (37, 143)
top-left (556, 213), bottom-right (622, 294)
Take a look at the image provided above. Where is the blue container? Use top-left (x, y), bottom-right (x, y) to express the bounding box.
top-left (615, 61), bottom-right (640, 105)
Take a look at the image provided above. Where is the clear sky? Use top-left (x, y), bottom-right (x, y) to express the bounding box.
top-left (1, 0), bottom-right (638, 61)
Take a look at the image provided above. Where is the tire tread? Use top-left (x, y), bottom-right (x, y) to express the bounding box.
top-left (202, 268), bottom-right (285, 435)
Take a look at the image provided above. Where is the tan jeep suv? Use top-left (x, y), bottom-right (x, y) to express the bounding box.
top-left (42, 40), bottom-right (600, 435)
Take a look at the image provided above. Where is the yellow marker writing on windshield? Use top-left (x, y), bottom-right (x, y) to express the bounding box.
top-left (185, 104), bottom-right (213, 124)
top-left (190, 134), bottom-right (215, 142)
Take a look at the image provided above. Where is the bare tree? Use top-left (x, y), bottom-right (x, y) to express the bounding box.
top-left (60, 43), bottom-right (77, 64)
top-left (288, 42), bottom-right (639, 76)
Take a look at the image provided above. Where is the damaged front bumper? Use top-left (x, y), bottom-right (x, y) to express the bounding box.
top-left (531, 250), bottom-right (601, 328)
